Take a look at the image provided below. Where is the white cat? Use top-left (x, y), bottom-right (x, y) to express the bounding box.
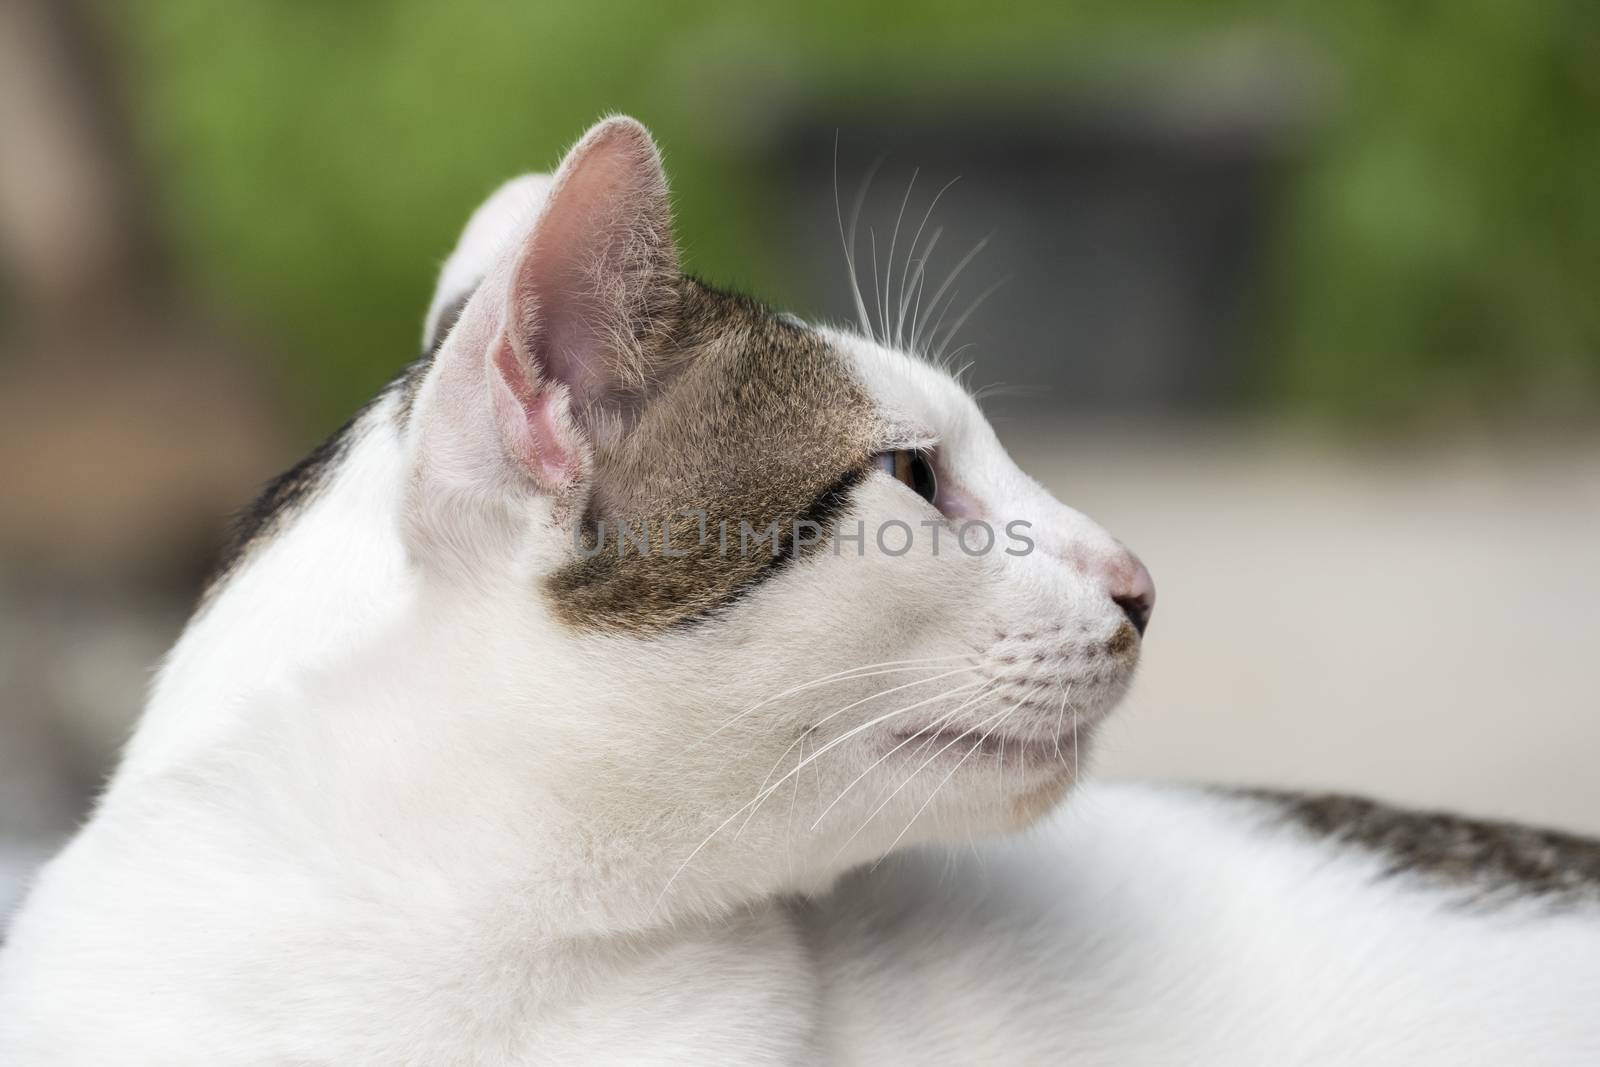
top-left (1, 117), bottom-right (1596, 1066)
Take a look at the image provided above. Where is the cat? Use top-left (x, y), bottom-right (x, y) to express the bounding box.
top-left (1, 116), bottom-right (1596, 1065)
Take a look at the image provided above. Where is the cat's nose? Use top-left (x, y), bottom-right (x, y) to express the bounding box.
top-left (1108, 555), bottom-right (1155, 636)
top-left (1045, 524), bottom-right (1156, 635)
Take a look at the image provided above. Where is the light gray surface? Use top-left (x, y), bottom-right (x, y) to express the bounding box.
top-left (1009, 423), bottom-right (1599, 835)
top-left (0, 582), bottom-right (185, 929)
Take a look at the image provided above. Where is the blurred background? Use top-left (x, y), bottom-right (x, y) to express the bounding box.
top-left (2, 1), bottom-right (1596, 924)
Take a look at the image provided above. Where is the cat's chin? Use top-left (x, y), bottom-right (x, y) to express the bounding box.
top-left (883, 725), bottom-right (1083, 769)
top-left (872, 722), bottom-right (1091, 827)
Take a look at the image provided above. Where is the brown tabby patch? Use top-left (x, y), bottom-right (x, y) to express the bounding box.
top-left (1230, 787), bottom-right (1600, 909)
top-left (545, 278), bottom-right (878, 632)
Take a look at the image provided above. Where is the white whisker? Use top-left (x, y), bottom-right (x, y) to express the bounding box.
top-left (871, 701), bottom-right (1021, 869)
top-left (832, 134), bottom-right (874, 339)
top-left (921, 286), bottom-right (959, 365)
top-left (738, 676), bottom-right (986, 831)
top-left (969, 380), bottom-right (1023, 405)
top-left (939, 349), bottom-right (978, 391)
top-left (809, 681), bottom-right (999, 829)
top-left (832, 692), bottom-right (1009, 861)
top-left (729, 676), bottom-right (987, 845)
top-left (913, 234), bottom-right (990, 352)
top-left (843, 151), bottom-right (885, 342)
top-left (869, 228), bottom-right (883, 343)
top-left (870, 700), bottom-right (1017, 870)
top-left (655, 662), bottom-right (1014, 914)
top-left (932, 274), bottom-right (1009, 365)
top-left (898, 180), bottom-right (959, 349)
top-left (1053, 683), bottom-right (1068, 760)
top-left (701, 655), bottom-right (973, 742)
top-left (787, 731), bottom-right (803, 836)
top-left (883, 168), bottom-right (918, 346)
top-left (906, 227), bottom-right (943, 353)
top-left (734, 667), bottom-right (980, 837)
top-left (1073, 707), bottom-right (1080, 780)
top-left (653, 675), bottom-right (980, 914)
top-left (822, 692), bottom-right (991, 867)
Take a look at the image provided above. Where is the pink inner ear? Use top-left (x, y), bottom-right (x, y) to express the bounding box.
top-left (525, 172), bottom-right (631, 406)
top-left (490, 117), bottom-right (675, 490)
top-left (506, 117), bottom-right (676, 412)
top-left (492, 336), bottom-right (578, 490)
top-left (512, 235), bottom-right (604, 408)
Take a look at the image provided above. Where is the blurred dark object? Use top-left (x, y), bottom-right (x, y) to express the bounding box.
top-left (767, 72), bottom-right (1306, 415)
top-left (0, 0), bottom-right (287, 590)
top-left (0, 0), bottom-right (162, 314)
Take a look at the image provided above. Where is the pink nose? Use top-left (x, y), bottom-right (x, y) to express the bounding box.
top-left (1109, 555), bottom-right (1155, 635)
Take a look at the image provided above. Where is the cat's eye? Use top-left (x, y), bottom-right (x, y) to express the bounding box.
top-left (874, 449), bottom-right (938, 505)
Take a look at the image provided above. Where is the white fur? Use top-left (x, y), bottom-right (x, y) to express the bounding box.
top-left (3, 127), bottom-right (1597, 1063)
top-left (814, 784), bottom-right (1600, 1065)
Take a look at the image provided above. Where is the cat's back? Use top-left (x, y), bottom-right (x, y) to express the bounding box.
top-left (806, 782), bottom-right (1600, 1065)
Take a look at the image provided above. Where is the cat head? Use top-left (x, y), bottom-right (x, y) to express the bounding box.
top-left (393, 117), bottom-right (1152, 907)
top-left (177, 117), bottom-right (1152, 920)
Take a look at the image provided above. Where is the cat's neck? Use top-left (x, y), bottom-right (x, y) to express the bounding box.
top-left (117, 395), bottom-right (416, 783)
top-left (54, 528), bottom-right (815, 1050)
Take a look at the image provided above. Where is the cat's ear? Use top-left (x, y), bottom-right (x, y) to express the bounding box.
top-left (504, 116), bottom-right (678, 414)
top-left (486, 116), bottom-right (678, 491)
top-left (420, 117), bottom-right (680, 500)
top-left (409, 116), bottom-right (678, 537)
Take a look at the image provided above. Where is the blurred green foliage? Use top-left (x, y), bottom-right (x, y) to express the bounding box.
top-left (112, 1), bottom-right (1597, 429)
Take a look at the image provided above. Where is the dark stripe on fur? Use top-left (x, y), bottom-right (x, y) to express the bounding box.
top-left (210, 318), bottom-right (452, 594)
top-left (205, 349), bottom-right (426, 595)
top-left (669, 465), bottom-right (870, 630)
top-left (204, 410), bottom-right (361, 593)
top-left (1230, 787), bottom-right (1600, 909)
top-left (394, 353), bottom-right (434, 427)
